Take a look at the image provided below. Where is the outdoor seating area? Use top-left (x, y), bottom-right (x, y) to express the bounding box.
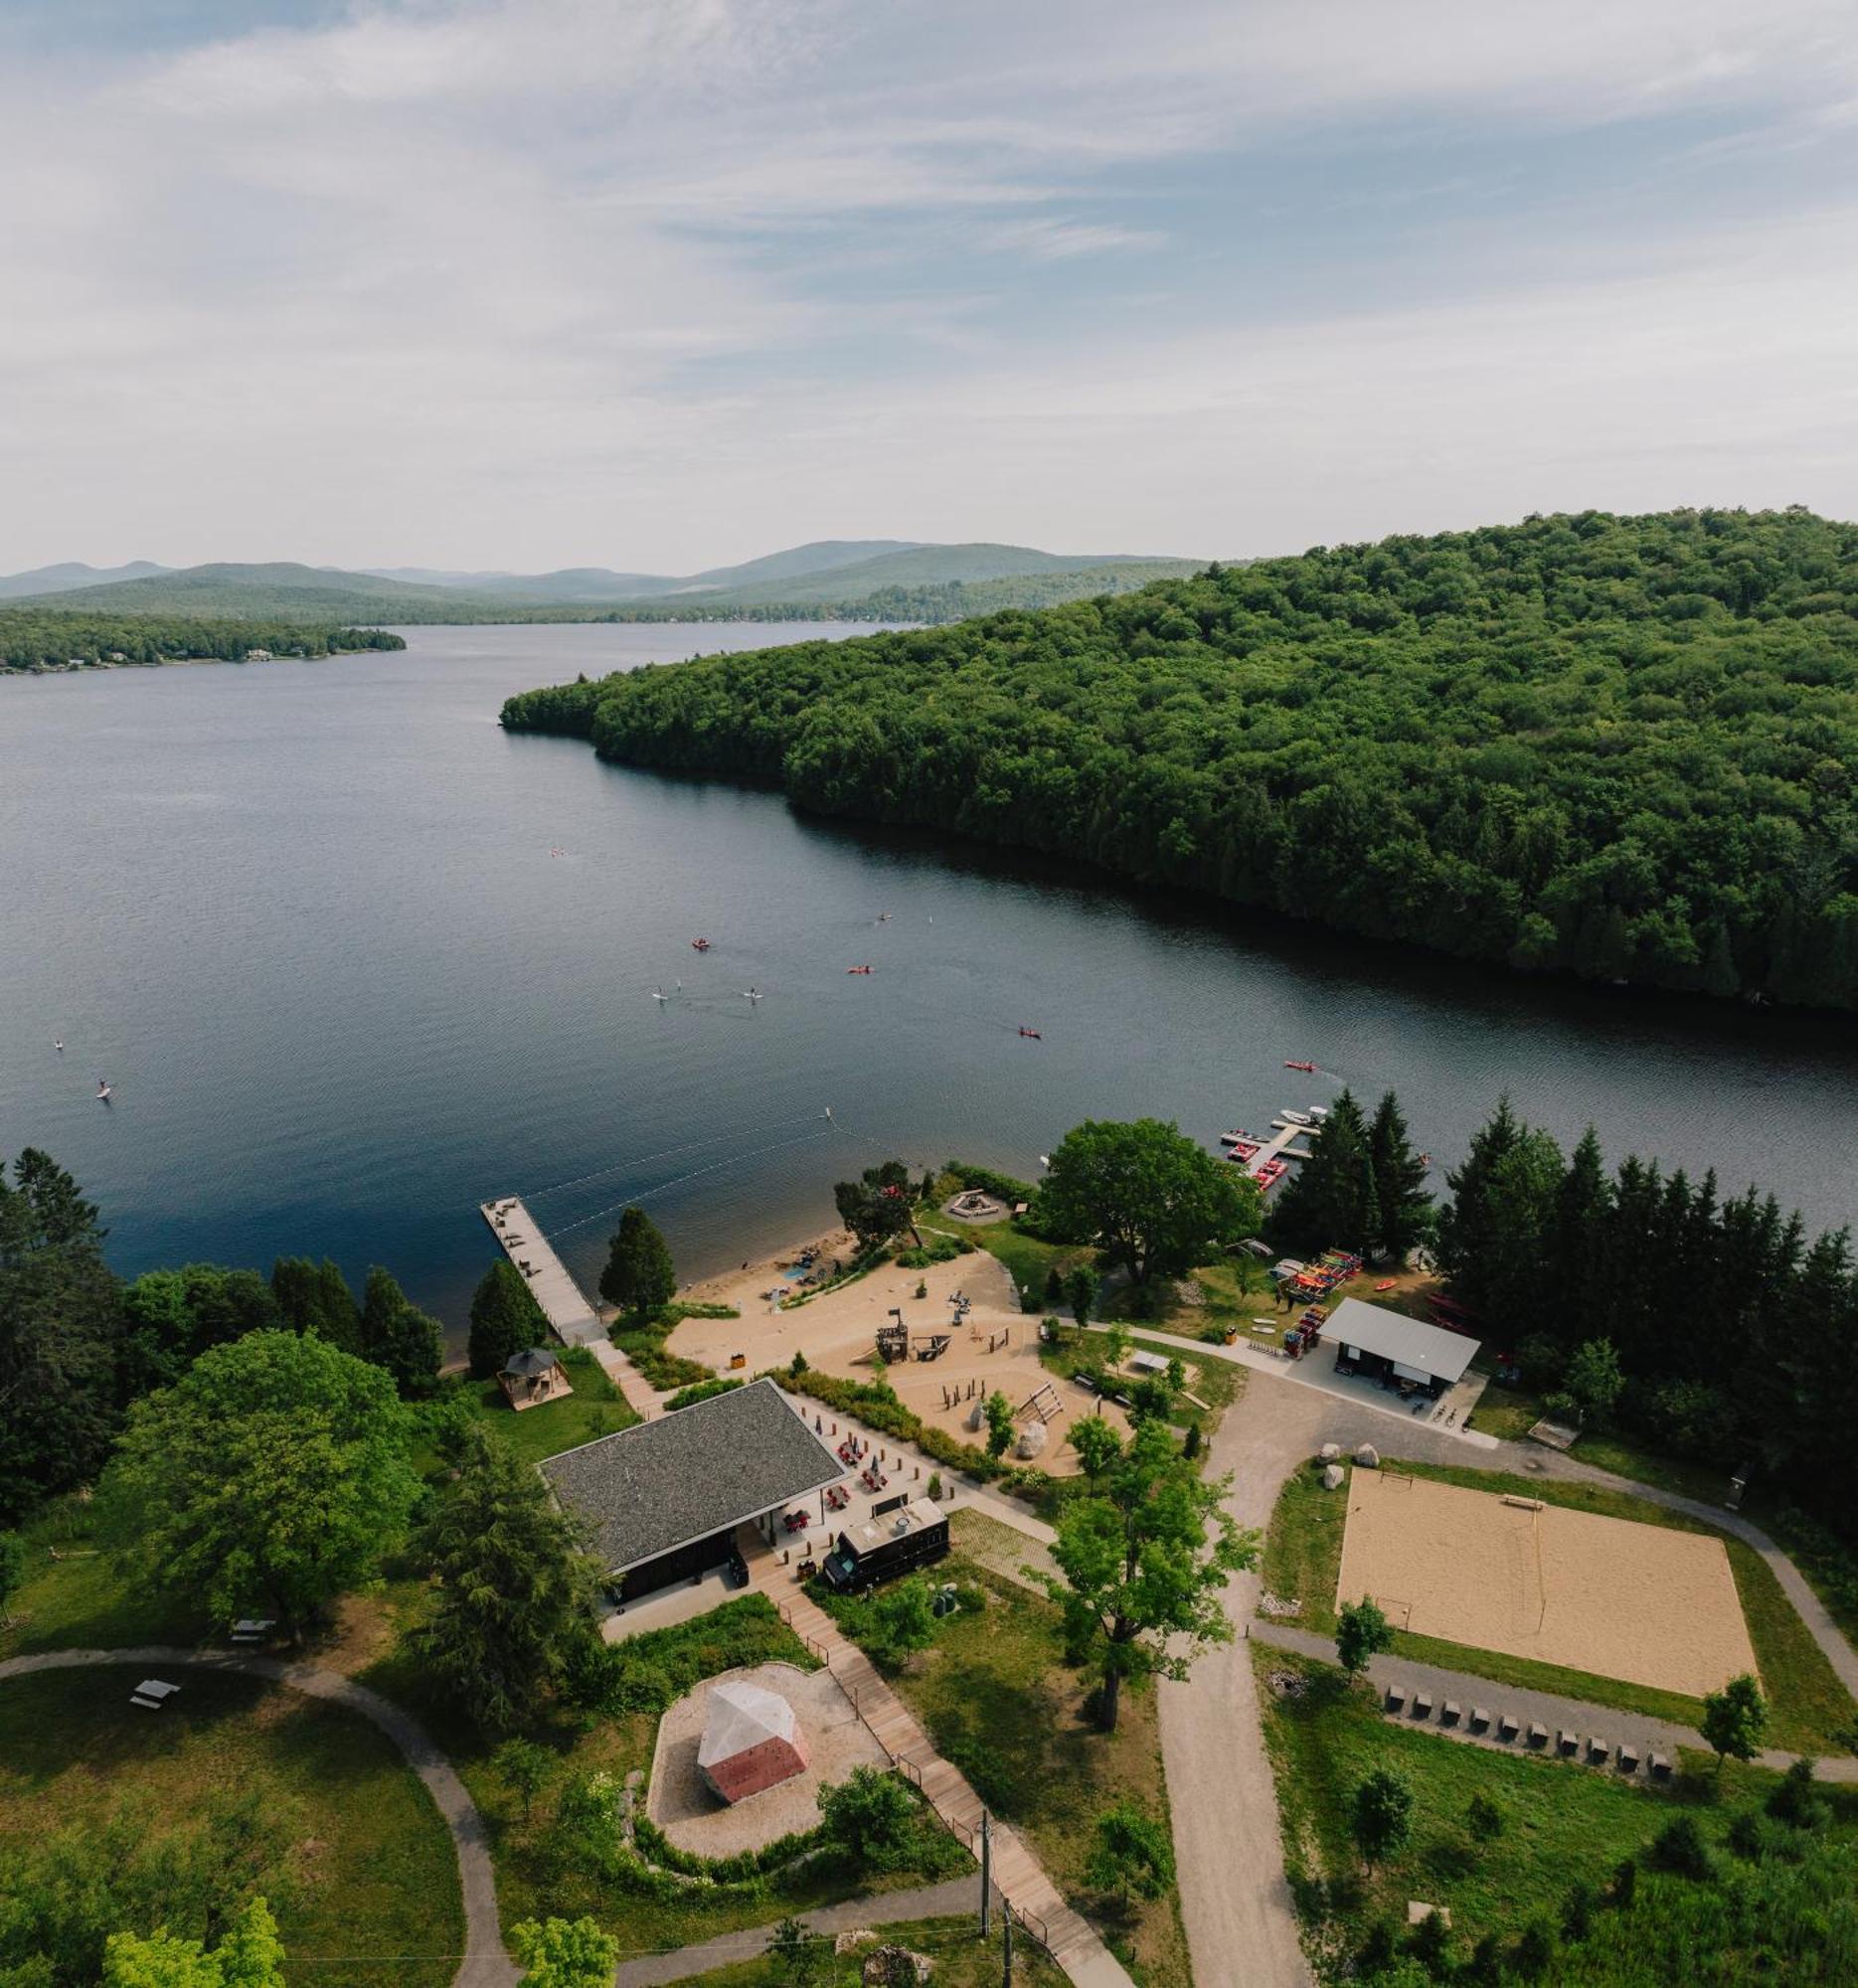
top-left (1383, 1681), bottom-right (1674, 1777)
top-left (130, 1679), bottom-right (181, 1712)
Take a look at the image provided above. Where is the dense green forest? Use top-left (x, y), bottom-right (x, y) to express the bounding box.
top-left (0, 608), bottom-right (404, 671)
top-left (503, 508), bottom-right (1858, 1008)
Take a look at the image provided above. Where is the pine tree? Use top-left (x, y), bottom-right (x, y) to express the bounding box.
top-left (1269, 1089), bottom-right (1379, 1254)
top-left (359, 1266), bottom-right (443, 1397)
top-left (1366, 1089), bottom-right (1431, 1259)
top-left (414, 1424), bottom-right (598, 1729)
top-left (1548, 1127), bottom-right (1610, 1346)
top-left (468, 1258), bottom-right (547, 1379)
top-left (269, 1256), bottom-right (363, 1357)
top-left (598, 1207), bottom-right (676, 1318)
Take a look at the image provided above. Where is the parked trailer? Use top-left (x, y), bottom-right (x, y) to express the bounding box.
top-left (818, 1498), bottom-right (950, 1593)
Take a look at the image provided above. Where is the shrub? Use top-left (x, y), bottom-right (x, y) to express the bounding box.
top-left (1766, 1756), bottom-right (1826, 1830)
top-left (665, 1377), bottom-right (745, 1411)
top-left (1650, 1814), bottom-right (1713, 1880)
top-left (1465, 1792), bottom-right (1505, 1842)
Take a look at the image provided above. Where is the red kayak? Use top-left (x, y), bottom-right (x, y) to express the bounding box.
top-left (691, 937), bottom-right (712, 951)
top-left (1283, 1059), bottom-right (1316, 1073)
top-left (1018, 1027), bottom-right (1042, 1039)
top-left (847, 964), bottom-right (874, 974)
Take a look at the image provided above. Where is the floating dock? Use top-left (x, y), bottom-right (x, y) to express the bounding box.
top-left (479, 1196), bottom-right (603, 1346)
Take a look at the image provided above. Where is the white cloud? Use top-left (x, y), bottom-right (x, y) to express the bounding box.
top-left (0, 0), bottom-right (1855, 568)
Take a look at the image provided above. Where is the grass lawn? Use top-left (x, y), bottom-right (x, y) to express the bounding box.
top-left (450, 1346), bottom-right (639, 1464)
top-left (0, 1494), bottom-right (206, 1659)
top-left (917, 1208), bottom-right (1087, 1313)
top-left (1254, 1646), bottom-right (1702, 1972)
top-left (838, 1551), bottom-right (1192, 1988)
top-left (0, 1665), bottom-right (461, 1987)
top-left (1258, 1460), bottom-right (1857, 1755)
top-left (677, 1913), bottom-right (1065, 1985)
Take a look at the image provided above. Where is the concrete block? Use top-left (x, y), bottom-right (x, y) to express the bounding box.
top-left (1385, 1684), bottom-right (1408, 1712)
top-left (1469, 1707), bottom-right (1491, 1732)
top-left (1649, 1753), bottom-right (1672, 1779)
top-left (1498, 1713), bottom-right (1520, 1740)
top-left (1441, 1701), bottom-right (1461, 1727)
top-left (1588, 1738), bottom-right (1610, 1764)
top-left (1527, 1722), bottom-right (1549, 1748)
top-left (1618, 1743), bottom-right (1640, 1773)
top-left (1558, 1730), bottom-right (1580, 1756)
top-left (1412, 1691), bottom-right (1433, 1720)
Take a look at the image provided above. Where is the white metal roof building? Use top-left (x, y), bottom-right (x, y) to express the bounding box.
top-left (1325, 1297), bottom-right (1480, 1393)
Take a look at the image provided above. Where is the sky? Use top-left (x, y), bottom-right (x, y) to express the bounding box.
top-left (3, 0), bottom-right (1858, 573)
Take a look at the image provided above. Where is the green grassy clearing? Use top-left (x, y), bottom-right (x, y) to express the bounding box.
top-left (449, 1346), bottom-right (639, 1465)
top-left (0, 1495), bottom-right (206, 1658)
top-left (677, 1913), bottom-right (1065, 1986)
top-left (1258, 1461), bottom-right (1856, 1754)
top-left (831, 1550), bottom-right (1192, 1988)
top-left (1252, 1644), bottom-right (1847, 1974)
top-left (0, 1665), bottom-right (461, 1987)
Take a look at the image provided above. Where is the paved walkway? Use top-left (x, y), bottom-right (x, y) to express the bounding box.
top-left (585, 1334), bottom-right (668, 1422)
top-left (0, 1645), bottom-right (515, 1988)
top-left (612, 1877), bottom-right (981, 1986)
top-left (745, 1548), bottom-right (1133, 1988)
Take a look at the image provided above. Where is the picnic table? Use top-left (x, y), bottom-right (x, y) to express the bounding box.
top-left (130, 1679), bottom-right (181, 1711)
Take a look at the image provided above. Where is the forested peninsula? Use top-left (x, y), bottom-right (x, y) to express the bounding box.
top-left (503, 508), bottom-right (1858, 1010)
top-left (0, 610), bottom-right (405, 673)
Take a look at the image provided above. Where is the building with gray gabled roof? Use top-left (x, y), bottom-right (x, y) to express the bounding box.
top-left (538, 1377), bottom-right (846, 1599)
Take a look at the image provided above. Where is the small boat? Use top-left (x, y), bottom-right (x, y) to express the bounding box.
top-left (1218, 1129), bottom-right (1253, 1146)
top-left (876, 911), bottom-right (892, 922)
top-left (1018, 1026), bottom-right (1042, 1039)
top-left (652, 988), bottom-right (669, 1002)
top-left (691, 937), bottom-right (712, 951)
top-left (96, 1078), bottom-right (112, 1100)
top-left (846, 964), bottom-right (874, 974)
top-left (1284, 1059), bottom-right (1316, 1073)
top-left (1280, 1108), bottom-right (1312, 1125)
top-left (743, 989), bottom-right (761, 1001)
top-left (54, 1039), bottom-right (64, 1053)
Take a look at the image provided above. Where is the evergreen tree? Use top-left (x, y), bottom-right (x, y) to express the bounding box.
top-left (597, 1207), bottom-right (676, 1318)
top-left (1548, 1127), bottom-right (1611, 1344)
top-left (268, 1256), bottom-right (362, 1356)
top-left (1269, 1089), bottom-right (1379, 1254)
top-left (414, 1423), bottom-right (598, 1730)
top-left (468, 1258), bottom-right (547, 1379)
top-left (359, 1266), bottom-right (443, 1398)
top-left (1366, 1089), bottom-right (1432, 1259)
top-left (0, 1148), bottom-right (124, 1524)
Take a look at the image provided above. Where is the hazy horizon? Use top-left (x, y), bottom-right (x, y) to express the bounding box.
top-left (5, 1), bottom-right (1857, 572)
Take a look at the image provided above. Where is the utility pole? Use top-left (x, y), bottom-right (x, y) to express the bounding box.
top-left (979, 1811), bottom-right (992, 1936)
top-left (1001, 1902), bottom-right (1013, 1985)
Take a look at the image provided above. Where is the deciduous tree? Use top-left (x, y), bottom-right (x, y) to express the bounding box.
top-left (1351, 1767), bottom-right (1414, 1870)
top-left (510, 1916), bottom-right (619, 1988)
top-left (1086, 1801), bottom-right (1175, 1905)
top-left (833, 1160), bottom-right (922, 1255)
top-left (1336, 1596), bottom-right (1395, 1680)
top-left (101, 1330), bottom-right (418, 1638)
top-left (1035, 1416), bottom-right (1254, 1731)
top-left (1040, 1119), bottom-right (1258, 1285)
top-left (1701, 1672), bottom-right (1768, 1776)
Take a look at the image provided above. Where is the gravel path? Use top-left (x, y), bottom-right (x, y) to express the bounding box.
top-left (611, 1876), bottom-right (983, 1986)
top-left (0, 1644), bottom-right (515, 1988)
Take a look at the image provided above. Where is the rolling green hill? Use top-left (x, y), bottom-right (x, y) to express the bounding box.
top-left (3, 544), bottom-right (1204, 624)
top-left (502, 507), bottom-right (1858, 1011)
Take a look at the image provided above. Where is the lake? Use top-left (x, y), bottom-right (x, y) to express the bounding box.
top-left (4, 622), bottom-right (1855, 1342)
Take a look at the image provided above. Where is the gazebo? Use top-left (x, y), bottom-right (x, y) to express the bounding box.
top-left (498, 1347), bottom-right (573, 1412)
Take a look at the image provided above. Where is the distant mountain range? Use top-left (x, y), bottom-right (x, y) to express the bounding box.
top-left (0, 541), bottom-right (1205, 625)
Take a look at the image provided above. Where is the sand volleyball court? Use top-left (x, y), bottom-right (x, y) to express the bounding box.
top-left (1335, 1469), bottom-right (1757, 1698)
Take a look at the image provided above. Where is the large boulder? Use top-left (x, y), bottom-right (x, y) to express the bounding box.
top-left (1014, 1420), bottom-right (1048, 1460)
top-left (1354, 1443), bottom-right (1380, 1468)
top-left (1318, 1442), bottom-right (1343, 1463)
top-left (1321, 1463), bottom-right (1345, 1490)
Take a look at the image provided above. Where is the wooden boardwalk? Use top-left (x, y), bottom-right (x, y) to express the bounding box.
top-left (479, 1197), bottom-right (659, 1421)
top-left (746, 1539), bottom-right (1132, 1988)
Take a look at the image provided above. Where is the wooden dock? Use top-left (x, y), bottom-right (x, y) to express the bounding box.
top-left (1236, 1117), bottom-right (1317, 1178)
top-left (479, 1197), bottom-right (603, 1346)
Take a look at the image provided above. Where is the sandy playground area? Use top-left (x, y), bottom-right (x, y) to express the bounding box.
top-left (670, 1237), bottom-right (1130, 1472)
top-left (1334, 1468), bottom-right (1758, 1699)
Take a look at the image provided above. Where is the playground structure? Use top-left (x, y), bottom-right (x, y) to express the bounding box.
top-left (876, 1314), bottom-right (953, 1364)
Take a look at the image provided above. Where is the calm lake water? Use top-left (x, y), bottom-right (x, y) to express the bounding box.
top-left (5, 622), bottom-right (1856, 1342)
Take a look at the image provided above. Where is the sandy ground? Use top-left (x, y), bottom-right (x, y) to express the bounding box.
top-left (1336, 1468), bottom-right (1758, 1698)
top-left (646, 1661), bottom-right (886, 1856)
top-left (669, 1240), bottom-right (1129, 1471)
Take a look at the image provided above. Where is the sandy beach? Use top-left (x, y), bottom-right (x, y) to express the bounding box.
top-left (668, 1228), bottom-right (1130, 1472)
